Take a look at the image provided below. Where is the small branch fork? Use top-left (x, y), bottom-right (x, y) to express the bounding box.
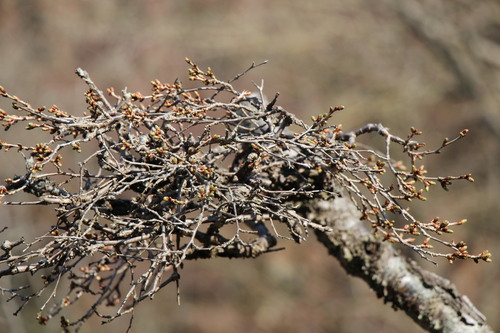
top-left (0, 59), bottom-right (490, 329)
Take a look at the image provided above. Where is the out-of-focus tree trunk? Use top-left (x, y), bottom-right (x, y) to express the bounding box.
top-left (308, 194), bottom-right (493, 333)
top-left (385, 0), bottom-right (500, 137)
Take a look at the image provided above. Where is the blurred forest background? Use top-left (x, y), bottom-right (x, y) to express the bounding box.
top-left (0, 1), bottom-right (499, 332)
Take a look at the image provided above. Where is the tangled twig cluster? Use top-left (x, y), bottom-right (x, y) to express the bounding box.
top-left (0, 59), bottom-right (491, 328)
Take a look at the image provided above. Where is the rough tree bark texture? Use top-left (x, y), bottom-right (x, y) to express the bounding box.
top-left (308, 194), bottom-right (493, 333)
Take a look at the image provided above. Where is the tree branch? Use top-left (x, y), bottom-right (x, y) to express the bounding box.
top-left (309, 194), bottom-right (493, 333)
top-left (0, 60), bottom-right (492, 330)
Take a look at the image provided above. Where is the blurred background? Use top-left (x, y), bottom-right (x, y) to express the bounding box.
top-left (0, 1), bottom-right (499, 332)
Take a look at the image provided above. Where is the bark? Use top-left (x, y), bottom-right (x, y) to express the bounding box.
top-left (308, 195), bottom-right (493, 333)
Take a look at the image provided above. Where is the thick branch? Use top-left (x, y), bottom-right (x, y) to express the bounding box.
top-left (308, 195), bottom-right (492, 333)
